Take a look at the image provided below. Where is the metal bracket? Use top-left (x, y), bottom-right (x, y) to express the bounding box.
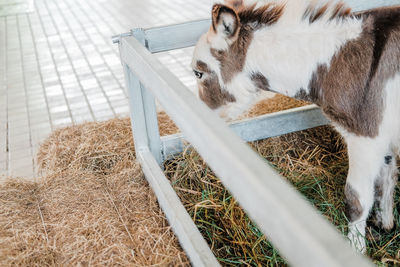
top-left (111, 31), bottom-right (133, 44)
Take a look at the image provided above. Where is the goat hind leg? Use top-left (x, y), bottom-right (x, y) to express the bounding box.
top-left (374, 154), bottom-right (398, 230)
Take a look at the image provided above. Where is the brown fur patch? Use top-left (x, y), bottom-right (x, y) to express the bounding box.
top-left (310, 3), bottom-right (329, 23)
top-left (195, 60), bottom-right (211, 74)
top-left (330, 2), bottom-right (352, 20)
top-left (250, 72), bottom-right (270, 91)
top-left (210, 25), bottom-right (253, 83)
top-left (224, 0), bottom-right (243, 10)
top-left (294, 88), bottom-right (312, 101)
top-left (304, 2), bottom-right (352, 23)
top-left (344, 184), bottom-right (363, 222)
top-left (198, 71), bottom-right (236, 110)
top-left (374, 182), bottom-right (384, 200)
top-left (306, 7), bottom-right (400, 137)
top-left (306, 64), bottom-right (328, 105)
top-left (238, 3), bottom-right (285, 28)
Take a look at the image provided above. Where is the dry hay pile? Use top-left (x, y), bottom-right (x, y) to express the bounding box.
top-left (0, 117), bottom-right (186, 266)
top-left (0, 94), bottom-right (399, 266)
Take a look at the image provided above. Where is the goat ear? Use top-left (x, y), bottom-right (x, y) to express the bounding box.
top-left (211, 4), bottom-right (240, 39)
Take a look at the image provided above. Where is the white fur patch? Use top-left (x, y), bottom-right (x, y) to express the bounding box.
top-left (378, 73), bottom-right (400, 153)
top-left (217, 72), bottom-right (261, 119)
top-left (245, 8), bottom-right (363, 97)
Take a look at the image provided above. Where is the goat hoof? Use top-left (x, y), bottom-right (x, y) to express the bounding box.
top-left (382, 220), bottom-right (394, 231)
top-left (374, 214), bottom-right (394, 231)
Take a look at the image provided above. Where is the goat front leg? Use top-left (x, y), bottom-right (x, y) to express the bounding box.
top-left (344, 135), bottom-right (388, 253)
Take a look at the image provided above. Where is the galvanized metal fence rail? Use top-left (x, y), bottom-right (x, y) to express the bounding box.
top-left (115, 1), bottom-right (399, 266)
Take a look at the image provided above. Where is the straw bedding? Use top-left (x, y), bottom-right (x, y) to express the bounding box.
top-left (0, 94), bottom-right (399, 266)
top-left (0, 117), bottom-right (186, 266)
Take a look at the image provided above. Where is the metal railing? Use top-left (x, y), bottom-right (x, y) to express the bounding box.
top-left (116, 1), bottom-right (399, 266)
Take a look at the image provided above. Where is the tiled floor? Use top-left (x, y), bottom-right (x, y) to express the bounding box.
top-left (0, 0), bottom-right (214, 180)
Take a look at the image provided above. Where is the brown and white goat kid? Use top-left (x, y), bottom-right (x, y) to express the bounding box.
top-left (191, 0), bottom-right (400, 253)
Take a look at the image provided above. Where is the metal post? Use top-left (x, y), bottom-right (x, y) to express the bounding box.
top-left (122, 63), bottom-right (162, 165)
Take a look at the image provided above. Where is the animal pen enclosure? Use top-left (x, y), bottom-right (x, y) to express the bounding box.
top-left (114, 1), bottom-right (398, 266)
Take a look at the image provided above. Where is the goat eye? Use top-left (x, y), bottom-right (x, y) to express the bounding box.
top-left (193, 70), bottom-right (203, 79)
